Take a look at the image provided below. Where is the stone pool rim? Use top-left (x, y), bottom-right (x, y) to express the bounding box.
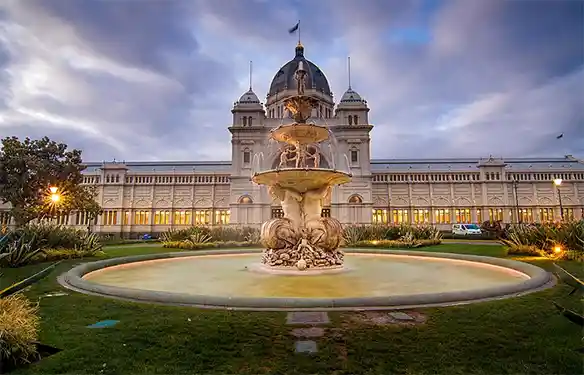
top-left (57, 249), bottom-right (554, 311)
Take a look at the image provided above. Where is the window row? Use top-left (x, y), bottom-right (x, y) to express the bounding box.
top-left (509, 172), bottom-right (584, 182)
top-left (268, 105), bottom-right (332, 119)
top-left (372, 172), bottom-right (584, 183)
top-left (101, 175), bottom-right (230, 185)
top-left (371, 207), bottom-right (576, 224)
top-left (100, 210), bottom-right (231, 226)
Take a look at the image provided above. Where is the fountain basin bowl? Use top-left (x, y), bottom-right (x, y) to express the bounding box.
top-left (271, 123), bottom-right (330, 145)
top-left (252, 168), bottom-right (351, 192)
top-left (58, 249), bottom-right (553, 311)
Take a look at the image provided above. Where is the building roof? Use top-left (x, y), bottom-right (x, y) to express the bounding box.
top-left (267, 43), bottom-right (332, 97)
top-left (83, 156), bottom-right (583, 174)
top-left (370, 157), bottom-right (584, 172)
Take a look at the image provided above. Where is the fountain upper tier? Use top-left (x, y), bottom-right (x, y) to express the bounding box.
top-left (270, 123), bottom-right (329, 145)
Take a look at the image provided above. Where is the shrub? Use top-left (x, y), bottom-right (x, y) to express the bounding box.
top-left (352, 239), bottom-right (442, 249)
top-left (502, 220), bottom-right (584, 260)
top-left (342, 224), bottom-right (442, 246)
top-left (0, 224), bottom-right (102, 267)
top-left (162, 241), bottom-right (258, 250)
top-left (0, 294), bottom-right (40, 367)
top-left (160, 226), bottom-right (261, 248)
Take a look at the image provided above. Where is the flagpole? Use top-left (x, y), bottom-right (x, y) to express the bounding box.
top-left (298, 20), bottom-right (301, 44)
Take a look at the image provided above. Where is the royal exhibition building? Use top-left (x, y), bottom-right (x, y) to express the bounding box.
top-left (2, 43), bottom-right (583, 236)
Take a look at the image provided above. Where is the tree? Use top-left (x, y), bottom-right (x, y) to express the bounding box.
top-left (0, 136), bottom-right (102, 227)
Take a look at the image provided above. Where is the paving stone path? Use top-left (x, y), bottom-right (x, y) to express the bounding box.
top-left (286, 310), bottom-right (419, 353)
top-left (286, 312), bottom-right (330, 354)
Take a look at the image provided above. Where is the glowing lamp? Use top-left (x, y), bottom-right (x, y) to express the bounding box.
top-left (50, 193), bottom-right (61, 203)
top-left (371, 240), bottom-right (379, 245)
top-left (553, 245), bottom-right (562, 254)
top-left (553, 178), bottom-right (562, 186)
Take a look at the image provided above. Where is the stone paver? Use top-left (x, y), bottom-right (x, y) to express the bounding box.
top-left (286, 311), bottom-right (330, 325)
top-left (295, 340), bottom-right (318, 354)
top-left (290, 327), bottom-right (326, 338)
top-left (388, 312), bottom-right (415, 321)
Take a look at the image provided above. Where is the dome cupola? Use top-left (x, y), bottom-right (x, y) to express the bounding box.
top-left (267, 42), bottom-right (332, 98)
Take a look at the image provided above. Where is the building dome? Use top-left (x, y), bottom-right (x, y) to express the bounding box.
top-left (340, 88), bottom-right (366, 103)
top-left (268, 43), bottom-right (332, 97)
top-left (238, 89), bottom-right (260, 104)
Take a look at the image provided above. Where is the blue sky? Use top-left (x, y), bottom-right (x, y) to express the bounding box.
top-left (0, 0), bottom-right (582, 162)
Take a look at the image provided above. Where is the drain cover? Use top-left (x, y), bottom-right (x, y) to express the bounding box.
top-left (295, 340), bottom-right (318, 354)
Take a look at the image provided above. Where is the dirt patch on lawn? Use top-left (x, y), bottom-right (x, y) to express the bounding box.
top-left (340, 311), bottom-right (428, 328)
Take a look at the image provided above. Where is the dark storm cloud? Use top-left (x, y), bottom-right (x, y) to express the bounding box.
top-left (0, 0), bottom-right (582, 161)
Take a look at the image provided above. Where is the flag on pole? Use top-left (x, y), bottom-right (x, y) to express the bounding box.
top-left (288, 21), bottom-right (299, 34)
top-left (556, 133), bottom-right (564, 139)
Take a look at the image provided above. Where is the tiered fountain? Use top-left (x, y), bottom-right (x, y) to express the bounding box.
top-left (252, 61), bottom-right (351, 272)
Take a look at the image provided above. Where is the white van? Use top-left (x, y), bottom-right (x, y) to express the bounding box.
top-left (452, 223), bottom-right (482, 236)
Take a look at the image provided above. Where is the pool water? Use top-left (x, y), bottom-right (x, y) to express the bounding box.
top-left (84, 253), bottom-right (530, 299)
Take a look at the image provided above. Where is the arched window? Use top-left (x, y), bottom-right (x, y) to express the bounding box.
top-left (238, 195), bottom-right (253, 204)
top-left (348, 115), bottom-right (353, 125)
top-left (243, 149), bottom-right (251, 164)
top-left (353, 115), bottom-right (358, 125)
top-left (350, 148), bottom-right (359, 164)
top-left (248, 117), bottom-right (253, 126)
top-left (348, 194), bottom-right (363, 204)
top-left (115, 175), bottom-right (120, 183)
top-left (242, 117), bottom-right (247, 126)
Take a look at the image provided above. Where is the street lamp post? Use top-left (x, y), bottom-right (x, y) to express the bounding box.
top-left (513, 180), bottom-right (520, 223)
top-left (553, 178), bottom-right (564, 221)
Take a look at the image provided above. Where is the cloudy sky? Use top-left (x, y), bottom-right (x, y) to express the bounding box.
top-left (0, 0), bottom-right (582, 162)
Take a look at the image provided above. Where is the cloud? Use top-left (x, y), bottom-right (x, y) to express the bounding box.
top-left (0, 0), bottom-right (582, 162)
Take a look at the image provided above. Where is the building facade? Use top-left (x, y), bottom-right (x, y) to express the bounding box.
top-left (2, 43), bottom-right (583, 236)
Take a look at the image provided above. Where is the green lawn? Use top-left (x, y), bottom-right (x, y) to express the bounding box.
top-left (2, 243), bottom-right (582, 375)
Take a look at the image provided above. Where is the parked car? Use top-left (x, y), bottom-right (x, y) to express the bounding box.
top-left (452, 223), bottom-right (482, 236)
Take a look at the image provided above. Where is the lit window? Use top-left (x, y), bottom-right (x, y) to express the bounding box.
top-left (0, 211), bottom-right (11, 226)
top-left (413, 209), bottom-right (430, 224)
top-left (435, 209), bottom-right (450, 224)
top-left (372, 209), bottom-right (388, 224)
top-left (154, 210), bottom-right (170, 225)
top-left (239, 195), bottom-right (253, 204)
top-left (518, 208), bottom-right (532, 223)
top-left (565, 208), bottom-right (574, 221)
top-left (123, 211), bottom-right (130, 225)
top-left (392, 209), bottom-right (409, 224)
top-left (195, 210), bottom-right (211, 225)
top-left (476, 209), bottom-right (482, 223)
top-left (455, 208), bottom-right (471, 223)
top-left (174, 210), bottom-right (191, 225)
top-left (348, 195), bottom-right (363, 204)
top-left (215, 210), bottom-right (230, 225)
top-left (271, 208), bottom-right (284, 218)
top-left (488, 208), bottom-right (503, 222)
top-left (102, 210), bottom-right (118, 226)
top-left (134, 210), bottom-right (150, 225)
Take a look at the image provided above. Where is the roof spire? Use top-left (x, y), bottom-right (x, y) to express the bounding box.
top-left (249, 60), bottom-right (253, 90)
top-left (347, 56), bottom-right (352, 90)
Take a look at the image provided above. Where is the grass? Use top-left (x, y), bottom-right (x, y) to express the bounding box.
top-left (1, 243), bottom-right (582, 375)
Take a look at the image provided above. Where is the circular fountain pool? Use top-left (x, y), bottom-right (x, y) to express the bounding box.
top-left (58, 249), bottom-right (553, 311)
